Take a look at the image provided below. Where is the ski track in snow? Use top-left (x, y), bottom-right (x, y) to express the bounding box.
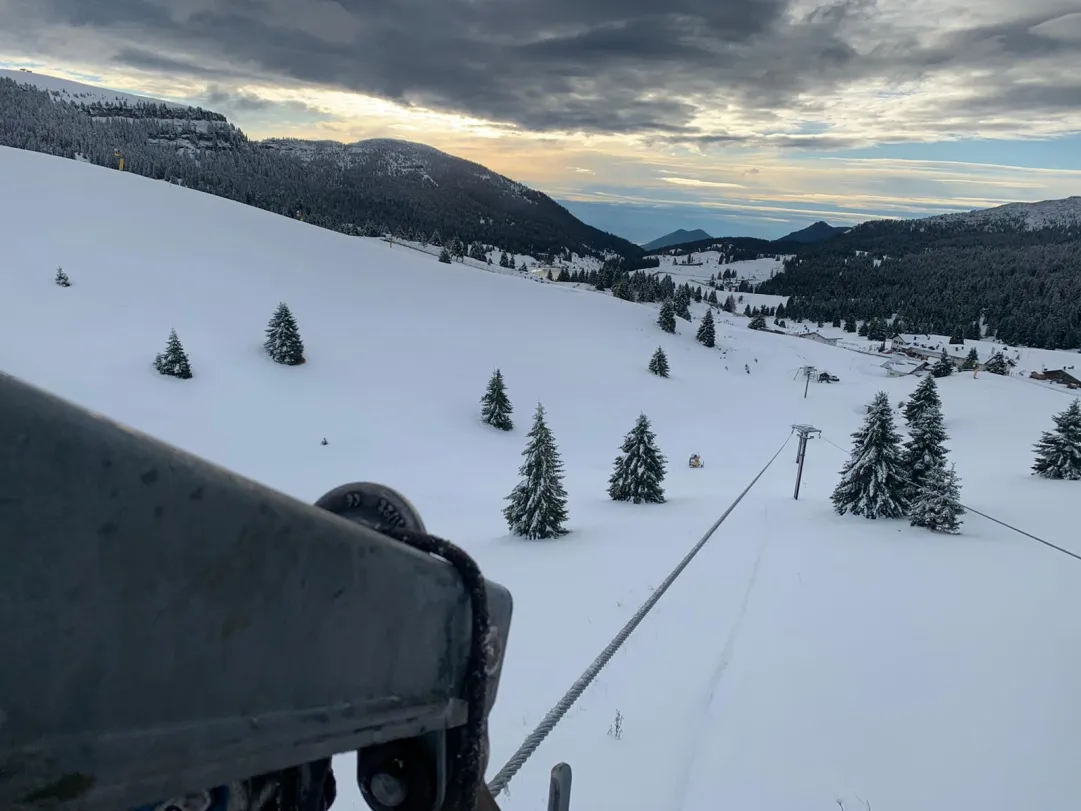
top-left (2, 144), bottom-right (1080, 811)
top-left (672, 505), bottom-right (772, 811)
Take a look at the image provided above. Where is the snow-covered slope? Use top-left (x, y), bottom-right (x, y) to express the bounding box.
top-left (0, 67), bottom-right (181, 108)
top-left (920, 196), bottom-right (1081, 231)
top-left (2, 145), bottom-right (1079, 811)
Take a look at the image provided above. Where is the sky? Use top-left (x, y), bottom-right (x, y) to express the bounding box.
top-left (1, 0), bottom-right (1080, 243)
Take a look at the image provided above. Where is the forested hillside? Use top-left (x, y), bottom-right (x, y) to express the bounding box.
top-left (0, 77), bottom-right (637, 259)
top-left (756, 212), bottom-right (1081, 350)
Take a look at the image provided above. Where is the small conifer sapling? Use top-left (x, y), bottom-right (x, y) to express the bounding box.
top-left (984, 351), bottom-right (1009, 375)
top-left (154, 329), bottom-right (193, 379)
top-left (648, 347), bottom-right (669, 377)
top-left (1032, 399), bottom-right (1081, 480)
top-left (54, 267), bottom-right (71, 287)
top-left (503, 404), bottom-right (570, 539)
top-left (264, 302), bottom-right (305, 365)
top-left (608, 413), bottom-right (667, 504)
top-left (480, 369), bottom-right (514, 431)
top-left (695, 308), bottom-right (716, 348)
top-left (931, 350), bottom-right (953, 378)
top-left (657, 300), bottom-right (676, 334)
top-left (909, 463), bottom-right (964, 534)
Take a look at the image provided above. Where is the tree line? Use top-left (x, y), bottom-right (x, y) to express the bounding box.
top-left (0, 78), bottom-right (636, 259)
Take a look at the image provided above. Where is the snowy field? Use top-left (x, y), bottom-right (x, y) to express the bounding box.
top-left (2, 145), bottom-right (1080, 811)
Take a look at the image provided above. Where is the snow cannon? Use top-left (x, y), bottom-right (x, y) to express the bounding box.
top-left (0, 371), bottom-right (513, 811)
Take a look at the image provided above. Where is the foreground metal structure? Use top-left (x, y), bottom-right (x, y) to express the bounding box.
top-left (0, 371), bottom-right (514, 811)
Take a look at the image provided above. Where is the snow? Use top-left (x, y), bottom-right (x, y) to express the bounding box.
top-left (0, 67), bottom-right (181, 108)
top-left (921, 196), bottom-right (1081, 231)
top-left (2, 144), bottom-right (1079, 811)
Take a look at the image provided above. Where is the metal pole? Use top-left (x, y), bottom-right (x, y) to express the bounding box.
top-left (793, 434), bottom-right (808, 499)
top-left (547, 763), bottom-right (572, 811)
top-left (790, 424), bottom-right (820, 500)
top-left (803, 367), bottom-right (812, 398)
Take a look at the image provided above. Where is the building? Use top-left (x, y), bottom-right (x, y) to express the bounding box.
top-left (798, 331), bottom-right (841, 346)
top-left (882, 359), bottom-right (929, 377)
top-left (1030, 369), bottom-right (1081, 389)
top-left (900, 346), bottom-right (968, 368)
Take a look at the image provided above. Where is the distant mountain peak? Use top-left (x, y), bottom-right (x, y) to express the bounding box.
top-left (779, 221), bottom-right (847, 243)
top-left (642, 228), bottom-right (712, 251)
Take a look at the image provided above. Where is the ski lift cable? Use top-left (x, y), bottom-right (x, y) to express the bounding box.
top-left (486, 430), bottom-right (796, 797)
top-left (819, 436), bottom-right (1081, 564)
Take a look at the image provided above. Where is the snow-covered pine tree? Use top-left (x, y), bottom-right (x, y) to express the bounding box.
top-left (909, 463), bottom-right (964, 533)
top-left (438, 247), bottom-right (452, 263)
top-left (503, 404), bottom-right (569, 539)
top-left (264, 302), bottom-right (305, 365)
top-left (154, 329), bottom-right (193, 379)
top-left (657, 300), bottom-right (676, 333)
top-left (984, 351), bottom-right (1008, 375)
top-left (673, 289), bottom-right (692, 321)
top-left (1031, 399), bottom-right (1081, 480)
top-left (832, 391), bottom-right (908, 518)
top-left (748, 314), bottom-right (767, 330)
top-left (648, 346), bottom-right (669, 377)
top-left (961, 347), bottom-right (979, 370)
top-left (54, 267), bottom-right (71, 287)
top-left (903, 374), bottom-right (942, 428)
top-left (480, 369), bottom-right (514, 431)
top-left (901, 392), bottom-right (949, 502)
top-left (695, 308), bottom-right (716, 347)
top-left (608, 413), bottom-right (667, 504)
top-left (931, 349), bottom-right (953, 378)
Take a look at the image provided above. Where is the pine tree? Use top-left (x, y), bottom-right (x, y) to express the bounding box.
top-left (931, 349), bottom-right (953, 378)
top-left (503, 404), bottom-right (569, 539)
top-left (54, 267), bottom-right (71, 287)
top-left (695, 308), bottom-right (716, 347)
top-left (948, 326), bottom-right (964, 345)
top-left (1032, 399), bottom-right (1081, 480)
top-left (438, 247), bottom-right (452, 263)
top-left (608, 413), bottom-right (667, 504)
top-left (909, 463), bottom-right (964, 534)
top-left (748, 314), bottom-right (767, 330)
top-left (657, 300), bottom-right (676, 333)
top-left (480, 369), bottom-right (514, 431)
top-left (903, 374), bottom-right (942, 427)
top-left (961, 347), bottom-right (979, 370)
top-left (984, 351), bottom-right (1008, 375)
top-left (154, 329), bottom-right (193, 379)
top-left (264, 302), bottom-right (305, 365)
top-left (673, 289), bottom-right (692, 321)
top-left (648, 346), bottom-right (669, 377)
top-left (902, 394), bottom-right (949, 502)
top-left (832, 391), bottom-right (908, 518)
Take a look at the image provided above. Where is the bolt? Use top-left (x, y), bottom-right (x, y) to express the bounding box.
top-left (370, 771), bottom-right (407, 808)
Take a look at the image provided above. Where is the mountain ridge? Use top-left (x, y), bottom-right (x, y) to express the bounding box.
top-left (0, 70), bottom-right (639, 259)
top-left (642, 228), bottom-right (712, 251)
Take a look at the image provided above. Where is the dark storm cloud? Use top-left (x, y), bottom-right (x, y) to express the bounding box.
top-left (1, 0), bottom-right (1079, 138)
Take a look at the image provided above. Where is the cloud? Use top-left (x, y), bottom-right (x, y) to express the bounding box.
top-left (0, 0), bottom-right (1078, 146)
top-left (662, 177), bottom-right (746, 189)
